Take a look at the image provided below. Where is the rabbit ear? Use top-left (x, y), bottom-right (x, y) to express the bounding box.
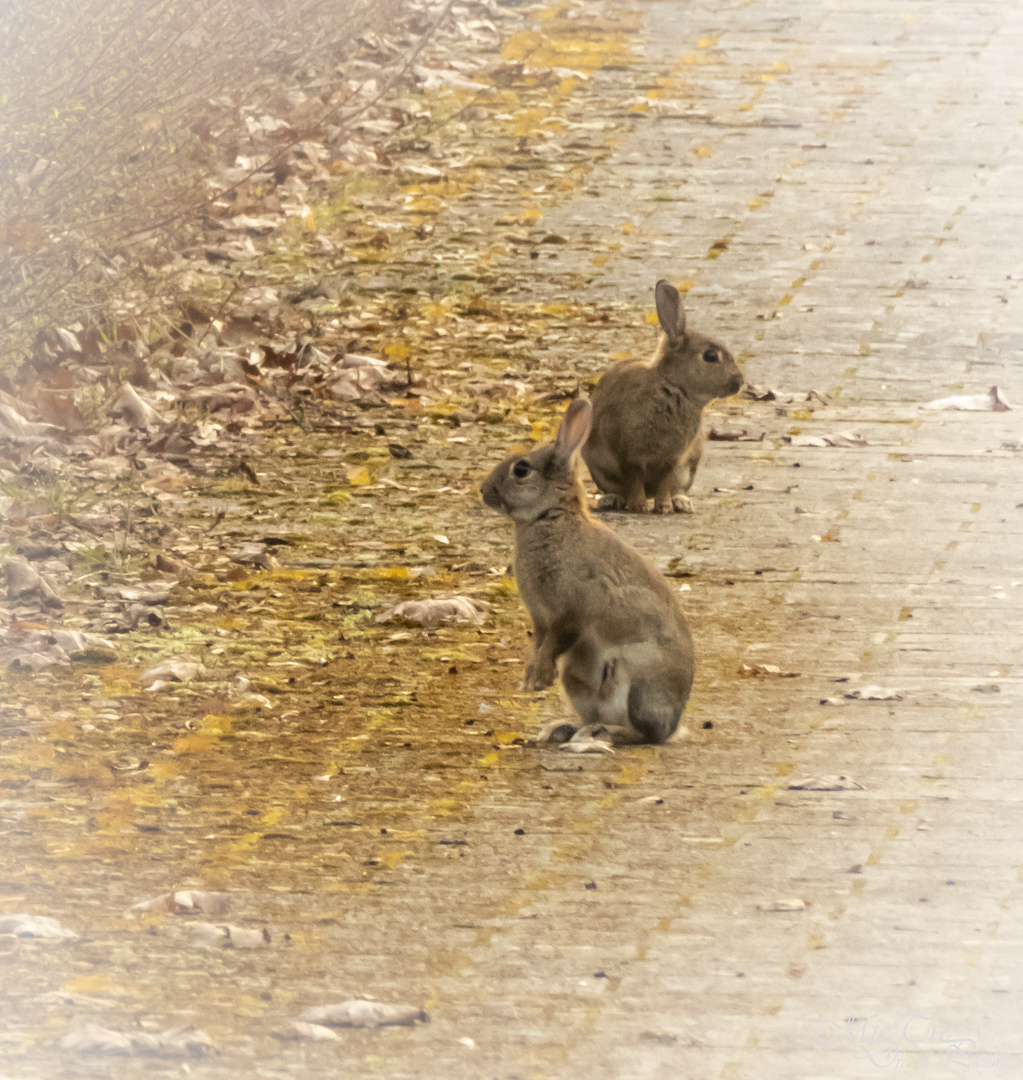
top-left (553, 397), bottom-right (592, 463)
top-left (655, 279), bottom-right (686, 341)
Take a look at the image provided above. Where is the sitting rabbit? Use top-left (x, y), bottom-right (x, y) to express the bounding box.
top-left (582, 279), bottom-right (743, 513)
top-left (481, 398), bottom-right (694, 746)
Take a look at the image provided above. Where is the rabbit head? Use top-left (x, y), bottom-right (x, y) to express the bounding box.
top-left (481, 397), bottom-right (592, 525)
top-left (654, 279), bottom-right (743, 404)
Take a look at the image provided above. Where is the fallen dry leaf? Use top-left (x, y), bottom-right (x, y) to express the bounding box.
top-left (130, 1026), bottom-right (217, 1058)
top-left (787, 775), bottom-right (862, 791)
top-left (784, 431), bottom-right (867, 448)
top-left (376, 596), bottom-right (489, 628)
top-left (300, 1000), bottom-right (429, 1028)
top-left (139, 658), bottom-right (207, 687)
top-left (111, 382), bottom-right (163, 429)
top-left (757, 898), bottom-right (807, 912)
top-left (0, 913), bottom-right (79, 939)
top-left (60, 1021), bottom-right (132, 1055)
top-left (117, 582), bottom-right (175, 603)
top-left (128, 889), bottom-right (232, 916)
top-left (558, 739), bottom-right (614, 754)
top-left (738, 662), bottom-right (801, 678)
top-left (187, 922), bottom-right (272, 949)
top-left (60, 1021), bottom-right (216, 1057)
top-left (923, 386), bottom-right (1011, 412)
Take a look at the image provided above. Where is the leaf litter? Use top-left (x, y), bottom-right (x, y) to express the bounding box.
top-left (0, 0), bottom-right (978, 1074)
top-left (2, 3), bottom-right (664, 1065)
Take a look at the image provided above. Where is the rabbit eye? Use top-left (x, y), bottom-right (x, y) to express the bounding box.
top-left (702, 348), bottom-right (720, 363)
top-left (511, 460), bottom-right (531, 479)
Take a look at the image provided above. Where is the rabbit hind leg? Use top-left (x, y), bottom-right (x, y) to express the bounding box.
top-left (583, 452), bottom-right (625, 507)
top-left (652, 473), bottom-right (676, 515)
top-left (622, 471), bottom-right (649, 514)
top-left (587, 449), bottom-right (647, 513)
top-left (566, 657), bottom-right (651, 745)
top-left (625, 678), bottom-right (684, 744)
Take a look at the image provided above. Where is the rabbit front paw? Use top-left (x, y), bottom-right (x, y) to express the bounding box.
top-left (671, 494), bottom-right (694, 514)
top-left (524, 662), bottom-right (556, 691)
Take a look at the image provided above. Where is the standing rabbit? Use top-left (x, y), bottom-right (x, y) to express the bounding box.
top-left (582, 279), bottom-right (743, 514)
top-left (481, 398), bottom-right (694, 746)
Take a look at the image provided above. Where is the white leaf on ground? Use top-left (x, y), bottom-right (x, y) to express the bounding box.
top-left (413, 65), bottom-right (488, 91)
top-left (758, 898), bottom-right (807, 912)
top-left (923, 386), bottom-right (1012, 412)
top-left (130, 1026), bottom-right (217, 1057)
top-left (128, 889), bottom-right (231, 915)
top-left (222, 215), bottom-right (281, 235)
top-left (559, 739), bottom-right (614, 754)
top-left (399, 163), bottom-right (443, 179)
top-left (738, 662), bottom-right (801, 678)
top-left (235, 285), bottom-right (281, 318)
top-left (0, 913), bottom-right (79, 939)
top-left (112, 383), bottom-right (163, 429)
top-left (188, 922), bottom-right (271, 949)
top-left (0, 641), bottom-right (72, 671)
top-left (787, 775), bottom-right (862, 791)
top-left (300, 1000), bottom-right (429, 1028)
top-left (376, 596), bottom-right (489, 628)
top-left (139, 658), bottom-right (207, 687)
top-left (843, 685), bottom-right (903, 700)
top-left (342, 353), bottom-right (390, 371)
top-left (118, 582), bottom-right (175, 603)
top-left (0, 403), bottom-right (63, 439)
top-left (828, 431), bottom-right (868, 447)
top-left (335, 139), bottom-right (377, 165)
top-left (785, 432), bottom-right (867, 447)
top-left (229, 692), bottom-right (274, 710)
top-left (229, 543), bottom-right (278, 569)
top-left (60, 1021), bottom-right (133, 1054)
top-left (4, 557), bottom-right (42, 598)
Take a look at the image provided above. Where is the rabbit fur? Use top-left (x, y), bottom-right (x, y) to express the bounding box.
top-left (481, 398), bottom-right (694, 746)
top-left (582, 279), bottom-right (743, 514)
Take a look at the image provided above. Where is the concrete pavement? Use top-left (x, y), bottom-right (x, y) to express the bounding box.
top-left (420, 1), bottom-right (1023, 1076)
top-left (7, 2), bottom-right (1022, 1078)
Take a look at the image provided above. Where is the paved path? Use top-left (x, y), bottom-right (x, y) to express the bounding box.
top-left (406, 1), bottom-right (1023, 1076)
top-left (12, 3), bottom-right (1020, 1078)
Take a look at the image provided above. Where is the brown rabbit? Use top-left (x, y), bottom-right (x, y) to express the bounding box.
top-left (582, 279), bottom-right (743, 514)
top-left (481, 398), bottom-right (694, 746)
